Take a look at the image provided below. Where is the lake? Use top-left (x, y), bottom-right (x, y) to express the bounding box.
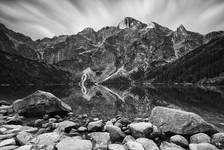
top-left (0, 84), bottom-right (224, 131)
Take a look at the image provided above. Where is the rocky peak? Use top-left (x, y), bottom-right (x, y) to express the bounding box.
top-left (176, 24), bottom-right (188, 35)
top-left (78, 27), bottom-right (97, 42)
top-left (118, 17), bottom-right (147, 30)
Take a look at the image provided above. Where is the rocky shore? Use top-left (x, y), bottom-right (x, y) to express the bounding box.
top-left (0, 90), bottom-right (224, 150)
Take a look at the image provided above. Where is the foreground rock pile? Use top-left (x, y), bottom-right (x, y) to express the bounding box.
top-left (0, 90), bottom-right (224, 150)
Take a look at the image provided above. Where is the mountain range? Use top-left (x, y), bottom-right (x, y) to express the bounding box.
top-left (0, 17), bottom-right (223, 85)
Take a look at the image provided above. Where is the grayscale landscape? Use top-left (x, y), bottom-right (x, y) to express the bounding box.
top-left (0, 0), bottom-right (224, 150)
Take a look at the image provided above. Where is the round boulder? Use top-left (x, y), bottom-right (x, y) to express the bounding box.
top-left (170, 135), bottom-right (189, 148)
top-left (211, 132), bottom-right (224, 149)
top-left (190, 133), bottom-right (211, 144)
top-left (128, 122), bottom-right (153, 138)
top-left (150, 107), bottom-right (218, 135)
top-left (12, 90), bottom-right (72, 117)
top-left (189, 143), bottom-right (219, 150)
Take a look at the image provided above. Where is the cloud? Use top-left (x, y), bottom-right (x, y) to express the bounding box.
top-left (0, 0), bottom-right (223, 40)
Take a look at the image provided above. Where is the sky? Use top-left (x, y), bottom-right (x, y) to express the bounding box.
top-left (0, 0), bottom-right (224, 40)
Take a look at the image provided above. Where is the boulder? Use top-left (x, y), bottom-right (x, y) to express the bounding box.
top-left (0, 145), bottom-right (18, 150)
top-left (56, 137), bottom-right (92, 150)
top-left (189, 143), bottom-right (219, 150)
top-left (0, 133), bottom-right (16, 140)
top-left (31, 132), bottom-right (60, 149)
top-left (190, 133), bottom-right (211, 144)
top-left (87, 120), bottom-right (104, 132)
top-left (160, 141), bottom-right (185, 150)
top-left (6, 114), bottom-right (23, 124)
top-left (125, 141), bottom-right (145, 150)
top-left (136, 138), bottom-right (159, 150)
top-left (15, 145), bottom-right (32, 150)
top-left (211, 132), bottom-right (224, 149)
top-left (55, 120), bottom-right (78, 132)
top-left (170, 135), bottom-right (189, 148)
top-left (150, 107), bottom-right (218, 135)
top-left (16, 131), bottom-right (33, 145)
top-left (88, 132), bottom-right (110, 150)
top-left (0, 100), bottom-right (10, 106)
top-left (0, 138), bottom-right (16, 147)
top-left (78, 126), bottom-right (87, 132)
top-left (122, 135), bottom-right (135, 144)
top-left (2, 125), bottom-right (37, 134)
top-left (105, 125), bottom-right (125, 143)
top-left (109, 144), bottom-right (127, 150)
top-left (12, 90), bottom-right (72, 117)
top-left (128, 122), bottom-right (153, 138)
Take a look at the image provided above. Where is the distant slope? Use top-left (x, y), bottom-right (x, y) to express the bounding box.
top-left (0, 50), bottom-right (71, 85)
top-left (146, 36), bottom-right (224, 85)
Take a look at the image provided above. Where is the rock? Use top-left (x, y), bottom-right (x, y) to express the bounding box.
top-left (211, 132), bottom-right (224, 149)
top-left (2, 125), bottom-right (38, 134)
top-left (88, 132), bottom-right (110, 150)
top-left (0, 105), bottom-right (13, 113)
top-left (136, 138), bottom-right (159, 150)
top-left (125, 141), bottom-right (145, 150)
top-left (189, 143), bottom-right (219, 150)
top-left (56, 137), bottom-right (92, 150)
top-left (15, 145), bottom-right (32, 150)
top-left (134, 118), bottom-right (144, 122)
top-left (32, 132), bottom-right (60, 149)
top-left (170, 135), bottom-right (189, 148)
top-left (55, 120), bottom-right (77, 132)
top-left (150, 107), bottom-right (218, 135)
top-left (0, 138), bottom-right (16, 147)
top-left (87, 120), bottom-right (104, 132)
top-left (190, 133), bottom-right (211, 144)
top-left (128, 122), bottom-right (153, 138)
top-left (114, 122), bottom-right (122, 128)
top-left (0, 133), bottom-right (16, 140)
top-left (43, 114), bottom-right (49, 120)
top-left (16, 131), bottom-right (33, 145)
top-left (34, 119), bottom-right (43, 127)
top-left (150, 125), bottom-right (162, 138)
top-left (6, 114), bottom-right (23, 124)
top-left (68, 129), bottom-right (79, 136)
top-left (122, 135), bottom-right (135, 144)
top-left (109, 144), bottom-right (127, 150)
top-left (105, 121), bottom-right (113, 126)
top-left (49, 118), bottom-right (57, 123)
top-left (160, 141), bottom-right (185, 150)
top-left (0, 100), bottom-right (10, 106)
top-left (0, 127), bottom-right (7, 134)
top-left (0, 145), bottom-right (18, 150)
top-left (78, 126), bottom-right (87, 132)
top-left (105, 125), bottom-right (125, 143)
top-left (12, 90), bottom-right (72, 117)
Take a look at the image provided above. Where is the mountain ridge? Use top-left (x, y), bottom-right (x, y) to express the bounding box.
top-left (0, 17), bottom-right (224, 84)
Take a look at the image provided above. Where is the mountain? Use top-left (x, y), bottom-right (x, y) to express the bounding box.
top-left (34, 17), bottom-right (223, 74)
top-left (0, 23), bottom-right (39, 60)
top-left (146, 36), bottom-right (224, 85)
top-left (0, 50), bottom-right (71, 85)
top-left (0, 17), bottom-right (223, 83)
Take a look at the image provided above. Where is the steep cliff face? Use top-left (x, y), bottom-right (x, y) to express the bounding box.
top-left (0, 17), bottom-right (223, 83)
top-left (33, 17), bottom-right (224, 75)
top-left (146, 36), bottom-right (224, 84)
top-left (0, 23), bottom-right (39, 60)
top-left (0, 50), bottom-right (71, 85)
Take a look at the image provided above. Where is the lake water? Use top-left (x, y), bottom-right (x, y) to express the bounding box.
top-left (0, 84), bottom-right (224, 131)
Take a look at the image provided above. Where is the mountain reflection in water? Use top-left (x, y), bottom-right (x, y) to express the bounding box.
top-left (0, 84), bottom-right (224, 131)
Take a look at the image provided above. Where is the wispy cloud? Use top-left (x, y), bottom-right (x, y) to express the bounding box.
top-left (0, 0), bottom-right (223, 40)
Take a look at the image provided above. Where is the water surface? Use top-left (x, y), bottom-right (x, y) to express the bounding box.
top-left (0, 84), bottom-right (224, 131)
